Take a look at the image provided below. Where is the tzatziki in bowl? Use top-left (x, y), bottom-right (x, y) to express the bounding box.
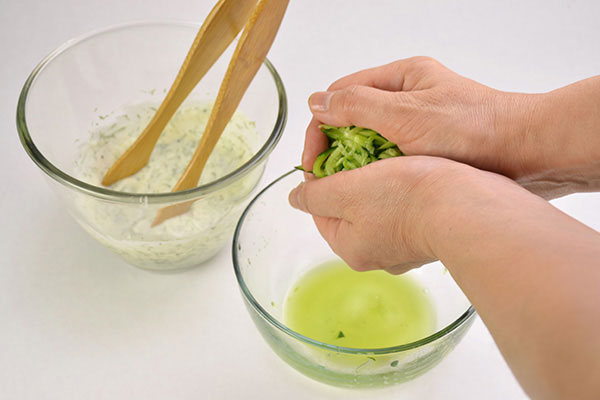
top-left (17, 21), bottom-right (286, 271)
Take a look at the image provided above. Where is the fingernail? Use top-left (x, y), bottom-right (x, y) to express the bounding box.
top-left (289, 184), bottom-right (303, 210)
top-left (309, 91), bottom-right (332, 112)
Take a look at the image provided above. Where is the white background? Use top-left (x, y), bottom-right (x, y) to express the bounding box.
top-left (2, 1), bottom-right (599, 399)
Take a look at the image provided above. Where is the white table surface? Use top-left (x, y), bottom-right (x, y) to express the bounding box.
top-left (2, 1), bottom-right (599, 399)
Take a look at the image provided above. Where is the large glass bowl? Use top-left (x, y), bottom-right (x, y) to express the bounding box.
top-left (17, 21), bottom-right (286, 271)
top-left (233, 170), bottom-right (476, 388)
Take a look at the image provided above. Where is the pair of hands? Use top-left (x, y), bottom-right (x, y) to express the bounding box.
top-left (289, 56), bottom-right (599, 274)
top-left (288, 58), bottom-right (600, 399)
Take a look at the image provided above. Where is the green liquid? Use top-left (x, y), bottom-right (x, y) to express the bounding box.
top-left (283, 260), bottom-right (436, 349)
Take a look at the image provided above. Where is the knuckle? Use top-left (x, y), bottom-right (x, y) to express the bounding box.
top-left (411, 55), bottom-right (438, 66)
top-left (327, 77), bottom-right (344, 91)
top-left (390, 91), bottom-right (411, 112)
top-left (338, 84), bottom-right (363, 113)
top-left (299, 183), bottom-right (316, 215)
top-left (345, 252), bottom-right (373, 272)
top-left (406, 56), bottom-right (442, 75)
top-left (339, 238), bottom-right (373, 272)
top-left (323, 219), bottom-right (344, 254)
top-left (328, 220), bottom-right (369, 271)
top-left (331, 174), bottom-right (359, 215)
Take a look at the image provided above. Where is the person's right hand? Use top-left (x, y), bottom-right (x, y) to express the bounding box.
top-left (303, 57), bottom-right (600, 199)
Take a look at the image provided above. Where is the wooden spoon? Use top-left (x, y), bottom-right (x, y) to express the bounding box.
top-left (101, 0), bottom-right (257, 186)
top-left (152, 0), bottom-right (289, 226)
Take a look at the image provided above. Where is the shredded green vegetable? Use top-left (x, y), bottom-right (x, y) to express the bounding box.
top-left (311, 125), bottom-right (403, 178)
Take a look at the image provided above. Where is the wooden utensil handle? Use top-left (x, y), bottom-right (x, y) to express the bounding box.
top-left (101, 0), bottom-right (256, 186)
top-left (146, 0), bottom-right (259, 144)
top-left (152, 0), bottom-right (289, 226)
top-left (174, 0), bottom-right (289, 191)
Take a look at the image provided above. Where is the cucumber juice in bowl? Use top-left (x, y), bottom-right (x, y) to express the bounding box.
top-left (233, 169), bottom-right (476, 388)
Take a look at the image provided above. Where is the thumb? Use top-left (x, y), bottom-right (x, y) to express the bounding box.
top-left (308, 85), bottom-right (407, 135)
top-left (288, 175), bottom-right (350, 219)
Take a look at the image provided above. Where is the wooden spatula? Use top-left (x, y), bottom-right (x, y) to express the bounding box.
top-left (151, 0), bottom-right (289, 226)
top-left (101, 0), bottom-right (257, 186)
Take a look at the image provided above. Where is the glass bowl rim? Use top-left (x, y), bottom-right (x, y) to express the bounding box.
top-left (16, 20), bottom-right (287, 205)
top-left (233, 169), bottom-right (476, 355)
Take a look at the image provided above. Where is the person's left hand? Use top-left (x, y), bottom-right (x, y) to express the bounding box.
top-left (289, 154), bottom-right (521, 274)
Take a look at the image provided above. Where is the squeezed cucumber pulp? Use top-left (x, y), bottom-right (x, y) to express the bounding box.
top-left (283, 259), bottom-right (436, 349)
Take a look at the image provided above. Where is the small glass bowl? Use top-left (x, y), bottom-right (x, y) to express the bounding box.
top-left (17, 21), bottom-right (287, 271)
top-left (233, 170), bottom-right (476, 388)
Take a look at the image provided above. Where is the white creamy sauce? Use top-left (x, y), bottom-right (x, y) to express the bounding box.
top-left (73, 102), bottom-right (262, 270)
